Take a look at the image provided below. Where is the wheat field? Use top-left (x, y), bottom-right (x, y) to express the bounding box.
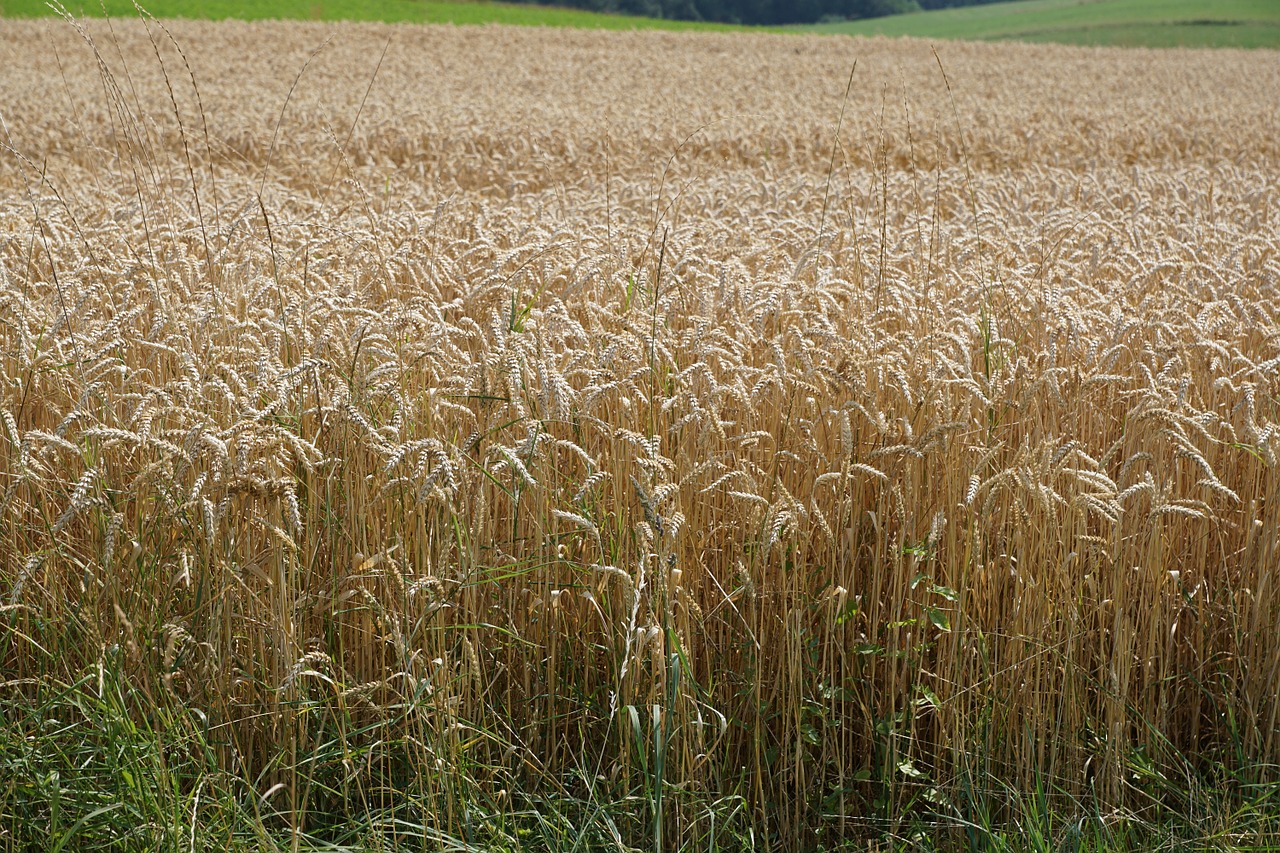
top-left (1, 16), bottom-right (1278, 850)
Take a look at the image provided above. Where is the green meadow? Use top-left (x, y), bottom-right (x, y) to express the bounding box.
top-left (5, 0), bottom-right (1279, 47)
top-left (802, 0), bottom-right (1280, 49)
top-left (0, 0), bottom-right (741, 30)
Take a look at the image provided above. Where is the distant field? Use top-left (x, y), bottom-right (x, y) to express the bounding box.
top-left (10, 0), bottom-right (1278, 46)
top-left (804, 0), bottom-right (1280, 48)
top-left (0, 0), bottom-right (740, 30)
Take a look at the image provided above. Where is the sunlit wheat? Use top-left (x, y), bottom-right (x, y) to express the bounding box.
top-left (1, 15), bottom-right (1278, 847)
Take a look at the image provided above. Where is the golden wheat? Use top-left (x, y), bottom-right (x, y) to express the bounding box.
top-left (1, 15), bottom-right (1278, 846)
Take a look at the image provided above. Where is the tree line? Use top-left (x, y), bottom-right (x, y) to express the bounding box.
top-left (506, 0), bottom-right (1013, 26)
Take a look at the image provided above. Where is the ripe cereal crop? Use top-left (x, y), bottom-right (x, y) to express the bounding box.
top-left (1, 16), bottom-right (1278, 850)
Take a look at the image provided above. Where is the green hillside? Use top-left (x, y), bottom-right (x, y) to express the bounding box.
top-left (8, 0), bottom-right (1277, 46)
top-left (803, 0), bottom-right (1280, 49)
top-left (0, 0), bottom-right (740, 30)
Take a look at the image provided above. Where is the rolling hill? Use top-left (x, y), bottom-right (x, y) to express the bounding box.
top-left (803, 0), bottom-right (1280, 49)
